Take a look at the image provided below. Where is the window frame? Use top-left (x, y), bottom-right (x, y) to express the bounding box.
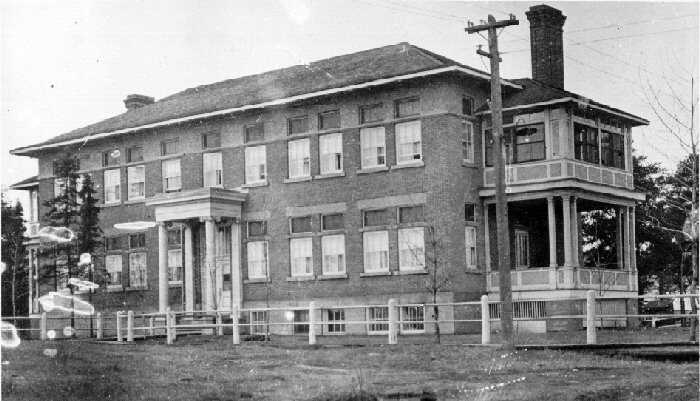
top-left (128, 251), bottom-right (148, 289)
top-left (105, 254), bottom-right (123, 289)
top-left (362, 230), bottom-right (389, 273)
top-left (201, 132), bottom-right (221, 149)
top-left (325, 309), bottom-right (346, 334)
top-left (360, 126), bottom-right (386, 169)
top-left (202, 151), bottom-right (223, 187)
top-left (103, 168), bottom-right (121, 204)
top-left (250, 311), bottom-right (268, 335)
top-left (395, 97), bottom-right (420, 118)
top-left (127, 165), bottom-right (145, 200)
top-left (400, 305), bottom-right (425, 334)
top-left (246, 220), bottom-right (267, 237)
top-left (367, 306), bottom-right (389, 335)
top-left (318, 109), bottom-right (340, 130)
top-left (515, 229), bottom-right (530, 269)
top-left (160, 138), bottom-right (179, 156)
top-left (321, 234), bottom-right (346, 275)
top-left (162, 158), bottom-right (182, 192)
top-left (246, 240), bottom-right (269, 280)
top-left (290, 216), bottom-right (313, 234)
top-left (290, 237), bottom-right (313, 277)
top-left (244, 122), bottom-right (265, 143)
top-left (321, 213), bottom-right (344, 231)
top-left (102, 149), bottom-right (121, 167)
top-left (513, 123), bottom-right (546, 163)
top-left (398, 227), bottom-right (425, 271)
top-left (395, 120), bottom-right (422, 164)
top-left (464, 203), bottom-right (476, 223)
top-left (319, 132), bottom-right (343, 174)
top-left (288, 115), bottom-right (309, 135)
top-left (360, 103), bottom-right (384, 124)
top-left (287, 138), bottom-right (311, 179)
top-left (462, 96), bottom-right (474, 116)
top-left (465, 226), bottom-right (477, 269)
top-left (293, 310), bottom-right (309, 334)
top-left (462, 120), bottom-right (474, 163)
top-left (127, 146), bottom-right (143, 163)
top-left (244, 145), bottom-right (267, 184)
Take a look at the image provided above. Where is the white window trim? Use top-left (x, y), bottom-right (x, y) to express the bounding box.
top-left (128, 252), bottom-right (148, 289)
top-left (321, 234), bottom-right (346, 275)
top-left (103, 168), bottom-right (121, 204)
top-left (362, 230), bottom-right (389, 273)
top-left (515, 229), bottom-right (530, 269)
top-left (290, 237), bottom-right (313, 277)
top-left (360, 126), bottom-right (386, 169)
top-left (463, 120), bottom-right (474, 163)
top-left (127, 165), bottom-right (146, 200)
top-left (398, 227), bottom-right (425, 271)
top-left (245, 145), bottom-right (267, 184)
top-left (319, 132), bottom-right (344, 174)
top-left (287, 138), bottom-right (311, 179)
top-left (167, 249), bottom-right (183, 284)
top-left (325, 309), bottom-right (346, 335)
top-left (162, 158), bottom-right (182, 192)
top-left (367, 306), bottom-right (389, 335)
top-left (247, 241), bottom-right (269, 280)
top-left (400, 305), bottom-right (425, 334)
top-left (203, 152), bottom-right (223, 187)
top-left (395, 120), bottom-right (422, 165)
top-left (105, 254), bottom-right (123, 289)
top-left (465, 226), bottom-right (477, 269)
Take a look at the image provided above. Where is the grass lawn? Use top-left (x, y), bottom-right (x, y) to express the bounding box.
top-left (1, 334), bottom-right (698, 401)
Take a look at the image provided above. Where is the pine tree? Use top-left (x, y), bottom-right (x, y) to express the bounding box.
top-left (1, 196), bottom-right (28, 323)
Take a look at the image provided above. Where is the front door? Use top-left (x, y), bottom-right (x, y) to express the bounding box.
top-left (215, 225), bottom-right (232, 310)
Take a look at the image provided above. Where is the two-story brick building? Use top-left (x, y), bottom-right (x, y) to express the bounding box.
top-left (11, 5), bottom-right (648, 335)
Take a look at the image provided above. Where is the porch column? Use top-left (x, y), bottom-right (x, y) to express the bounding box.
top-left (484, 203), bottom-right (491, 271)
top-left (616, 207), bottom-right (624, 269)
top-left (624, 206), bottom-right (632, 271)
top-left (158, 222), bottom-right (169, 313)
top-left (571, 197), bottom-right (580, 267)
top-left (562, 195), bottom-right (573, 267)
top-left (630, 206), bottom-right (637, 271)
top-left (230, 220), bottom-right (242, 311)
top-left (27, 250), bottom-right (33, 314)
top-left (184, 223), bottom-right (194, 312)
top-left (547, 196), bottom-right (557, 268)
top-left (203, 217), bottom-right (216, 311)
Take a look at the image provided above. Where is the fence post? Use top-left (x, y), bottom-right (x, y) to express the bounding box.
top-left (586, 290), bottom-right (597, 345)
top-left (216, 312), bottom-right (223, 336)
top-left (166, 308), bottom-right (173, 345)
top-left (149, 317), bottom-right (154, 336)
top-left (308, 301), bottom-right (317, 345)
top-left (96, 313), bottom-right (103, 340)
top-left (231, 306), bottom-right (240, 345)
top-left (116, 311), bottom-right (123, 342)
top-left (127, 311), bottom-right (134, 342)
top-left (40, 312), bottom-right (47, 341)
top-left (388, 299), bottom-right (398, 345)
top-left (171, 310), bottom-right (177, 342)
top-left (481, 295), bottom-right (491, 345)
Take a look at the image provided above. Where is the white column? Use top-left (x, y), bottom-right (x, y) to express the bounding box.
top-left (630, 206), bottom-right (637, 271)
top-left (484, 203), bottom-right (491, 271)
top-left (571, 196), bottom-right (579, 267)
top-left (27, 250), bottom-right (33, 314)
top-left (624, 206), bottom-right (632, 271)
top-left (547, 196), bottom-right (557, 268)
top-left (204, 217), bottom-right (216, 311)
top-left (184, 223), bottom-right (194, 313)
top-left (562, 196), bottom-right (572, 267)
top-left (230, 220), bottom-right (243, 311)
top-left (616, 207), bottom-right (624, 269)
top-left (158, 222), bottom-right (169, 313)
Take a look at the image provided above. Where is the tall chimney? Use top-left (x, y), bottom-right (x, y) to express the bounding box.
top-left (526, 5), bottom-right (566, 89)
top-left (123, 94), bottom-right (155, 111)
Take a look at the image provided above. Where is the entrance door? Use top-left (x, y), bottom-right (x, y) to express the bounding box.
top-left (215, 226), bottom-right (232, 310)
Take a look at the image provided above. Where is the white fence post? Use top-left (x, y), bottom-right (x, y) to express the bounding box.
top-left (116, 311), bottom-right (123, 342)
top-left (96, 312), bottom-right (103, 339)
top-left (586, 290), bottom-right (597, 345)
top-left (308, 301), bottom-right (317, 345)
top-left (388, 299), bottom-right (398, 345)
top-left (231, 306), bottom-right (240, 345)
top-left (171, 310), bottom-right (177, 342)
top-left (166, 308), bottom-right (173, 345)
top-left (40, 312), bottom-right (47, 341)
top-left (481, 295), bottom-right (491, 345)
top-left (127, 311), bottom-right (134, 342)
top-left (216, 312), bottom-right (223, 336)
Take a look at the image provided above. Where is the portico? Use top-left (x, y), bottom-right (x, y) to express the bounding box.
top-left (146, 187), bottom-right (246, 313)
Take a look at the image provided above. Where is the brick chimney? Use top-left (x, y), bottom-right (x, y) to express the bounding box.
top-left (526, 5), bottom-right (566, 89)
top-left (123, 94), bottom-right (155, 110)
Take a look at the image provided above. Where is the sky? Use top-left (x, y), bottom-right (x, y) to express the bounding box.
top-left (1, 0), bottom-right (698, 207)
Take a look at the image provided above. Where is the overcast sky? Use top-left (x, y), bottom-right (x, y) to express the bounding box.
top-left (1, 0), bottom-right (698, 206)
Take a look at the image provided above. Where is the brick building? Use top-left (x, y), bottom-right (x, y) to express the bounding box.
top-left (10, 5), bottom-right (648, 334)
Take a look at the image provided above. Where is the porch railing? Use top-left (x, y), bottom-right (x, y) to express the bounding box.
top-left (486, 267), bottom-right (637, 292)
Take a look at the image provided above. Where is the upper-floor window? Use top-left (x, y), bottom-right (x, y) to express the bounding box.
top-left (247, 220), bottom-right (267, 237)
top-left (104, 169), bottom-right (121, 204)
top-left (127, 165), bottom-right (145, 200)
top-left (321, 214), bottom-right (344, 231)
top-left (161, 139), bottom-right (179, 156)
top-left (244, 146), bottom-right (266, 184)
top-left (127, 146), bottom-right (143, 163)
top-left (513, 123), bottom-right (545, 163)
top-left (398, 205), bottom-right (424, 224)
top-left (290, 216), bottom-right (313, 234)
top-left (102, 149), bottom-right (120, 167)
top-left (162, 159), bottom-right (181, 192)
top-left (129, 233), bottom-right (146, 249)
top-left (360, 126), bottom-right (386, 168)
top-left (288, 115), bottom-right (309, 135)
top-left (398, 227), bottom-right (425, 271)
top-left (462, 120), bottom-right (474, 163)
top-left (245, 122), bottom-right (265, 143)
top-left (202, 132), bottom-right (221, 149)
top-left (319, 133), bottom-right (343, 174)
top-left (395, 97), bottom-right (419, 118)
top-left (465, 226), bottom-right (477, 269)
top-left (318, 110), bottom-right (340, 130)
top-left (395, 120), bottom-right (422, 164)
top-left (203, 152), bottom-right (223, 187)
top-left (288, 139), bottom-right (311, 178)
top-left (462, 96), bottom-right (474, 116)
top-left (290, 237), bottom-right (313, 277)
top-left (464, 203), bottom-right (475, 222)
top-left (574, 123), bottom-right (599, 164)
top-left (515, 229), bottom-right (530, 268)
top-left (363, 208), bottom-right (391, 227)
top-left (247, 241), bottom-right (268, 279)
top-left (360, 103), bottom-right (383, 124)
top-left (321, 234), bottom-right (345, 275)
top-left (601, 131), bottom-right (625, 169)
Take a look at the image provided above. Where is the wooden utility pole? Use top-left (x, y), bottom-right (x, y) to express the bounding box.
top-left (466, 14), bottom-right (519, 348)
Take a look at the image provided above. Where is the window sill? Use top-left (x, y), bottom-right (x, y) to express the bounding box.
top-left (244, 278), bottom-right (270, 284)
top-left (284, 176), bottom-right (312, 184)
top-left (318, 273), bottom-right (348, 280)
top-left (242, 180), bottom-right (268, 188)
top-left (286, 276), bottom-right (315, 282)
top-left (358, 225), bottom-right (392, 233)
top-left (391, 160), bottom-right (424, 170)
top-left (396, 269), bottom-right (428, 275)
top-left (314, 171), bottom-right (345, 180)
top-left (462, 160), bottom-right (477, 168)
top-left (124, 198), bottom-right (146, 205)
top-left (357, 166), bottom-right (389, 175)
top-left (360, 271), bottom-right (391, 277)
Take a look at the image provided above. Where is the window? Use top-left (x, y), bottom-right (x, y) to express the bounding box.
top-left (161, 139), bottom-right (179, 156)
top-left (102, 149), bottom-right (120, 167)
top-left (326, 309), bottom-right (345, 334)
top-left (288, 139), bottom-right (311, 178)
top-left (462, 120), bottom-right (474, 162)
top-left (247, 241), bottom-right (268, 279)
top-left (398, 227), bottom-right (425, 271)
top-left (319, 110), bottom-right (340, 130)
top-left (319, 133), bottom-right (343, 174)
top-left (288, 115), bottom-right (309, 135)
top-left (104, 169), bottom-right (121, 203)
top-left (290, 237), bottom-right (313, 277)
top-left (398, 205), bottom-right (424, 224)
top-left (401, 306), bottom-right (424, 333)
top-left (601, 131), bottom-right (625, 169)
top-left (465, 226), bottom-right (477, 269)
top-left (290, 216), bottom-right (313, 233)
top-left (513, 124), bottom-right (545, 163)
top-left (105, 255), bottom-right (122, 288)
top-left (245, 122), bottom-right (264, 143)
top-left (293, 310), bottom-right (309, 334)
top-left (360, 126), bottom-right (386, 168)
top-left (251, 311), bottom-right (268, 335)
top-left (167, 249), bottom-right (182, 283)
top-left (75, 174), bottom-right (86, 204)
top-left (162, 159), bottom-right (181, 191)
top-left (167, 228), bottom-right (182, 246)
top-left (54, 178), bottom-right (66, 197)
top-left (203, 152), bottom-right (223, 187)
top-left (395, 120), bottom-right (422, 163)
top-left (202, 132), bottom-right (221, 149)
top-left (127, 165), bottom-right (145, 200)
top-left (105, 236), bottom-right (123, 251)
top-left (574, 123), bottom-right (599, 164)
top-left (515, 230), bottom-right (530, 268)
top-left (245, 146), bottom-right (266, 183)
top-left (395, 97), bottom-right (419, 118)
top-left (464, 203), bottom-right (475, 222)
top-left (321, 214), bottom-right (344, 231)
top-left (322, 234), bottom-right (345, 275)
top-left (360, 104), bottom-right (383, 124)
top-left (127, 146), bottom-right (143, 163)
top-left (128, 252), bottom-right (147, 289)
top-left (247, 221), bottom-right (267, 237)
top-left (363, 209), bottom-right (390, 227)
top-left (363, 230), bottom-right (389, 272)
top-left (129, 233), bottom-right (146, 249)
top-left (462, 96), bottom-right (474, 116)
top-left (367, 307), bottom-right (389, 334)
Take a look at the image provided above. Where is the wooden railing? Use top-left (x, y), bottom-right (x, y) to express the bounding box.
top-left (486, 267), bottom-right (637, 292)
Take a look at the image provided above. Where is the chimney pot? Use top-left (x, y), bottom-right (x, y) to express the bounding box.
top-left (526, 5), bottom-right (566, 89)
top-left (124, 94), bottom-right (155, 110)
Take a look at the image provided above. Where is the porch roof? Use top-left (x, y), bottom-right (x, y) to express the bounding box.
top-left (145, 187), bottom-right (247, 222)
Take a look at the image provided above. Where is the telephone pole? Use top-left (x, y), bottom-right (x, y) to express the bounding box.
top-left (466, 14), bottom-right (519, 348)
